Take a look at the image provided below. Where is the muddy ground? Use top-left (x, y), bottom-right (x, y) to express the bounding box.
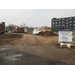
top-left (0, 33), bottom-right (75, 65)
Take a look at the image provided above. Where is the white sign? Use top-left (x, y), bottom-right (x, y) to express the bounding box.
top-left (59, 31), bottom-right (72, 42)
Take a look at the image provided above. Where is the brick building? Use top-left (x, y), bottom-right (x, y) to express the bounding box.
top-left (14, 28), bottom-right (24, 33)
top-left (0, 22), bottom-right (5, 31)
top-left (51, 16), bottom-right (75, 32)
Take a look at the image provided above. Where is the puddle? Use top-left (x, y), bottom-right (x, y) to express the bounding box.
top-left (13, 54), bottom-right (22, 57)
top-left (0, 48), bottom-right (10, 51)
top-left (4, 55), bottom-right (18, 61)
top-left (4, 54), bottom-right (22, 61)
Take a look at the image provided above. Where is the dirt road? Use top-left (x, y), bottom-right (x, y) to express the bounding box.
top-left (0, 34), bottom-right (75, 65)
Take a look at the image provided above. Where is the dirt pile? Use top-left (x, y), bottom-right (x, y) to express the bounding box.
top-left (37, 31), bottom-right (56, 36)
top-left (43, 31), bottom-right (55, 36)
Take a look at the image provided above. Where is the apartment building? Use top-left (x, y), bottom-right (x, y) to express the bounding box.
top-left (51, 16), bottom-right (75, 32)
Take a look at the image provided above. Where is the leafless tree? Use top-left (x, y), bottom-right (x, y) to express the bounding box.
top-left (20, 23), bottom-right (26, 28)
top-left (5, 24), bottom-right (20, 31)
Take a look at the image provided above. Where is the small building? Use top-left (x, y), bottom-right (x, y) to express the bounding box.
top-left (24, 27), bottom-right (33, 33)
top-left (14, 28), bottom-right (24, 33)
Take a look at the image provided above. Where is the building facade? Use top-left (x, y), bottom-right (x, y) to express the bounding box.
top-left (51, 16), bottom-right (75, 32)
top-left (14, 28), bottom-right (24, 33)
top-left (0, 22), bottom-right (5, 31)
top-left (24, 27), bottom-right (33, 33)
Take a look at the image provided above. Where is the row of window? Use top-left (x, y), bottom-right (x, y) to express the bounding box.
top-left (52, 17), bottom-right (75, 21)
top-left (52, 24), bottom-right (75, 27)
top-left (52, 21), bottom-right (75, 24)
top-left (52, 27), bottom-right (75, 30)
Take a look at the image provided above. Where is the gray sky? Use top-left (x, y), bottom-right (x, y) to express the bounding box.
top-left (0, 9), bottom-right (75, 27)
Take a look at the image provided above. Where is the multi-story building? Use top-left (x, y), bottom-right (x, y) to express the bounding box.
top-left (0, 22), bottom-right (5, 31)
top-left (51, 16), bottom-right (75, 32)
top-left (0, 22), bottom-right (5, 34)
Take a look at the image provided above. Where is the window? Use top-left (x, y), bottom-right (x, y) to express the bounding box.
top-left (59, 25), bottom-right (61, 27)
top-left (59, 22), bottom-right (61, 24)
top-left (69, 21), bottom-right (72, 23)
top-left (56, 19), bottom-right (58, 21)
top-left (52, 19), bottom-right (55, 21)
top-left (53, 25), bottom-right (54, 27)
top-left (66, 18), bottom-right (68, 20)
top-left (59, 19), bottom-right (61, 21)
top-left (56, 22), bottom-right (58, 24)
top-left (62, 25), bottom-right (65, 26)
top-left (73, 27), bottom-right (75, 29)
top-left (52, 22), bottom-right (54, 24)
top-left (62, 18), bottom-right (65, 20)
top-left (73, 24), bottom-right (75, 26)
top-left (69, 18), bottom-right (72, 20)
top-left (74, 17), bottom-right (75, 19)
top-left (55, 28), bottom-right (57, 30)
top-left (62, 21), bottom-right (65, 23)
top-left (56, 25), bottom-right (58, 27)
top-left (66, 22), bottom-right (68, 23)
top-left (73, 21), bottom-right (75, 23)
top-left (69, 24), bottom-right (72, 26)
top-left (69, 27), bottom-right (72, 28)
top-left (66, 25), bottom-right (68, 27)
top-left (52, 28), bottom-right (54, 29)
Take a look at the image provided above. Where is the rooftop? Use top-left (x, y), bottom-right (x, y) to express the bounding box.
top-left (52, 16), bottom-right (75, 19)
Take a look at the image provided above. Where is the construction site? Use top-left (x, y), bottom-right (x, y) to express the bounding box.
top-left (0, 27), bottom-right (75, 65)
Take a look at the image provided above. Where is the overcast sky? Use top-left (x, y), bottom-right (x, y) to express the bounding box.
top-left (0, 9), bottom-right (75, 27)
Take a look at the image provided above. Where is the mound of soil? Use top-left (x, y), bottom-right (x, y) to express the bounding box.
top-left (37, 31), bottom-right (56, 36)
top-left (43, 31), bottom-right (55, 36)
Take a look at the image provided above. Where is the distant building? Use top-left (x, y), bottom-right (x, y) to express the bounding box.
top-left (14, 28), bottom-right (24, 33)
top-left (0, 22), bottom-right (5, 31)
top-left (51, 16), bottom-right (75, 32)
top-left (24, 27), bottom-right (33, 33)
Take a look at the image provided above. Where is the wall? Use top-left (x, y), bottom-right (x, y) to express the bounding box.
top-left (14, 28), bottom-right (17, 32)
top-left (0, 22), bottom-right (5, 31)
top-left (24, 28), bottom-right (33, 33)
top-left (24, 28), bottom-right (27, 32)
top-left (17, 28), bottom-right (24, 32)
top-left (14, 28), bottom-right (24, 33)
top-left (1, 22), bottom-right (5, 30)
top-left (27, 28), bottom-right (33, 33)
